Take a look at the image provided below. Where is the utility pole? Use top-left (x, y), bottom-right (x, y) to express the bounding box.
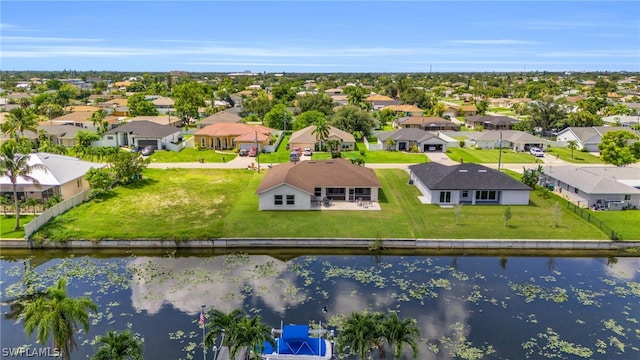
top-left (255, 131), bottom-right (260, 173)
top-left (498, 130), bottom-right (503, 171)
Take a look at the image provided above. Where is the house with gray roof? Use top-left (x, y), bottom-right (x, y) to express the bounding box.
top-left (464, 115), bottom-right (519, 130)
top-left (197, 111), bottom-right (242, 129)
top-left (540, 165), bottom-right (640, 209)
top-left (377, 128), bottom-right (448, 152)
top-left (0, 153), bottom-right (105, 202)
top-left (38, 124), bottom-right (84, 147)
top-left (555, 126), bottom-right (639, 152)
top-left (466, 130), bottom-right (548, 152)
top-left (100, 120), bottom-right (180, 150)
top-left (602, 115), bottom-right (640, 128)
top-left (255, 159), bottom-right (381, 210)
top-left (408, 162), bottom-right (532, 205)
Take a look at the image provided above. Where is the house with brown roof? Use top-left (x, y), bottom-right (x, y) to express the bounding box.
top-left (443, 104), bottom-right (478, 118)
top-left (49, 111), bottom-right (96, 129)
top-left (380, 104), bottom-right (424, 117)
top-left (396, 116), bottom-right (460, 131)
top-left (255, 159), bottom-right (381, 210)
top-left (194, 123), bottom-right (274, 151)
top-left (197, 111), bottom-right (243, 129)
top-left (365, 94), bottom-right (399, 110)
top-left (289, 125), bottom-right (356, 151)
top-left (149, 96), bottom-right (175, 114)
top-left (126, 115), bottom-right (182, 127)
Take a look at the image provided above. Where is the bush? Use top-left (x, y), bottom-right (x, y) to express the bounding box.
top-left (359, 148), bottom-right (366, 156)
top-left (580, 147), bottom-right (589, 152)
top-left (459, 140), bottom-right (465, 148)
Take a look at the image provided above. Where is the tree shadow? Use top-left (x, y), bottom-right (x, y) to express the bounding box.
top-left (377, 189), bottom-right (389, 204)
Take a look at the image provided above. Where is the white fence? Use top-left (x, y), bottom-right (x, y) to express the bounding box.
top-left (23, 190), bottom-right (91, 240)
top-left (262, 131), bottom-right (284, 153)
top-left (363, 136), bottom-right (384, 151)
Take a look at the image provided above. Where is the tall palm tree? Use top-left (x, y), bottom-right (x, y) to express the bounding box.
top-left (312, 119), bottom-right (330, 151)
top-left (229, 315), bottom-right (274, 360)
top-left (92, 330), bottom-right (144, 360)
top-left (567, 140), bottom-right (578, 159)
top-left (90, 109), bottom-right (109, 134)
top-left (381, 312), bottom-right (420, 360)
top-left (1, 107), bottom-right (39, 139)
top-left (204, 308), bottom-right (244, 348)
top-left (23, 278), bottom-right (98, 360)
top-left (384, 137), bottom-right (397, 151)
top-left (337, 311), bottom-right (385, 359)
top-left (0, 141), bottom-right (47, 230)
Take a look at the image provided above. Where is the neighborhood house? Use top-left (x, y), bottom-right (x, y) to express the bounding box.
top-left (255, 159), bottom-right (381, 210)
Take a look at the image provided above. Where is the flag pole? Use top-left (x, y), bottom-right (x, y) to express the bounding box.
top-left (201, 304), bottom-right (206, 360)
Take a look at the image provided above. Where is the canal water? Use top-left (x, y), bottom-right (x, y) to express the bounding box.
top-left (1, 251), bottom-right (639, 359)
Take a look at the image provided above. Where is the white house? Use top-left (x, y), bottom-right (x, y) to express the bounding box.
top-left (255, 159), bottom-right (381, 210)
top-left (555, 126), bottom-right (638, 152)
top-left (100, 120), bottom-right (180, 149)
top-left (408, 163), bottom-right (532, 205)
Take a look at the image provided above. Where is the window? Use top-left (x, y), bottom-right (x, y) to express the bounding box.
top-left (439, 191), bottom-right (451, 203)
top-left (274, 195), bottom-right (283, 205)
top-left (77, 179), bottom-right (82, 187)
top-left (475, 190), bottom-right (497, 201)
top-left (314, 188), bottom-right (321, 197)
top-left (462, 190), bottom-right (469, 198)
top-left (200, 138), bottom-right (206, 146)
top-left (286, 195), bottom-right (295, 205)
top-left (107, 136), bottom-right (114, 140)
top-left (624, 195), bottom-right (631, 200)
top-left (574, 187), bottom-right (579, 194)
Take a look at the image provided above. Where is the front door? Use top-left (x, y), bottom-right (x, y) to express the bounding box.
top-left (348, 188), bottom-right (355, 201)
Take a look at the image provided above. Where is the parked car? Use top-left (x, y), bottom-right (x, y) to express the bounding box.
top-left (529, 147), bottom-right (544, 157)
top-left (141, 145), bottom-right (155, 156)
top-left (289, 152), bottom-right (300, 162)
top-left (293, 147), bottom-right (302, 156)
top-left (303, 147), bottom-right (313, 156)
top-left (248, 146), bottom-right (258, 157)
top-left (238, 149), bottom-right (249, 156)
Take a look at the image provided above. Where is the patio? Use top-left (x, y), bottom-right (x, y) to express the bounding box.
top-left (311, 198), bottom-right (381, 211)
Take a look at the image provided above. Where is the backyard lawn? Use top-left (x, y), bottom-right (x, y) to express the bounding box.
top-left (311, 143), bottom-right (429, 163)
top-left (34, 168), bottom-right (612, 241)
top-left (446, 148), bottom-right (541, 163)
top-left (585, 210), bottom-right (640, 240)
top-left (149, 148), bottom-right (237, 163)
top-left (0, 215), bottom-right (35, 238)
top-left (544, 147), bottom-right (605, 164)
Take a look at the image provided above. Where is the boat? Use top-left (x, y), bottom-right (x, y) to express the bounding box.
top-left (259, 323), bottom-right (334, 360)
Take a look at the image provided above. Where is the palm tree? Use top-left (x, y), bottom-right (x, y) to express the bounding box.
top-left (384, 137), bottom-right (397, 151)
top-left (337, 311), bottom-right (385, 359)
top-left (0, 141), bottom-right (47, 230)
top-left (567, 140), bottom-right (578, 159)
top-left (90, 109), bottom-right (109, 134)
top-left (24, 198), bottom-right (39, 215)
top-left (312, 119), bottom-right (330, 151)
top-left (381, 312), bottom-right (420, 360)
top-left (23, 278), bottom-right (98, 360)
top-left (92, 330), bottom-right (144, 360)
top-left (1, 107), bottom-right (39, 139)
top-left (204, 308), bottom-right (244, 349)
top-left (229, 315), bottom-right (274, 360)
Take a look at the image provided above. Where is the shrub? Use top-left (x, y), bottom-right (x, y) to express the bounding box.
top-left (359, 148), bottom-right (366, 156)
top-left (459, 140), bottom-right (465, 148)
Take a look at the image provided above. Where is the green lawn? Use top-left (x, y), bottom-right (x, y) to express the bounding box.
top-left (585, 210), bottom-right (640, 240)
top-left (446, 148), bottom-right (541, 163)
top-left (311, 143), bottom-right (428, 163)
top-left (34, 168), bottom-right (610, 241)
top-left (149, 148), bottom-right (237, 163)
top-left (256, 135), bottom-right (291, 163)
top-left (0, 215), bottom-right (35, 238)
top-left (544, 147), bottom-right (605, 164)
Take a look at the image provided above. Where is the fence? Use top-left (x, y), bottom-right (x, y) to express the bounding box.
top-left (566, 203), bottom-right (621, 240)
top-left (23, 190), bottom-right (90, 240)
top-left (262, 131), bottom-right (284, 153)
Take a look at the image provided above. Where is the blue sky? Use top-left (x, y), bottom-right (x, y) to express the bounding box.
top-left (1, 1), bottom-right (639, 73)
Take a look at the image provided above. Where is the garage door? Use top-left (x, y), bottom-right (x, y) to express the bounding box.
top-left (138, 140), bottom-right (158, 148)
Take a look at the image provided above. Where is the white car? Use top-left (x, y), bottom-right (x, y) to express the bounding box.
top-left (303, 148), bottom-right (313, 156)
top-left (530, 147), bottom-right (544, 157)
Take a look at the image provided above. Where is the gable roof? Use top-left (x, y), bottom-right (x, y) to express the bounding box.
top-left (256, 159), bottom-right (381, 195)
top-left (544, 166), bottom-right (640, 194)
top-left (289, 125), bottom-right (355, 144)
top-left (38, 124), bottom-right (84, 138)
top-left (125, 115), bottom-right (181, 126)
top-left (557, 126), bottom-right (638, 144)
top-left (381, 104), bottom-right (424, 113)
top-left (103, 120), bottom-right (179, 138)
top-left (409, 162), bottom-right (532, 191)
top-left (465, 115), bottom-right (519, 125)
top-left (0, 153), bottom-right (105, 186)
top-left (51, 111), bottom-right (94, 122)
top-left (467, 130), bottom-right (547, 144)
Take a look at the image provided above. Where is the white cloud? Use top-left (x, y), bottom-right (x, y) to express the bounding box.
top-left (2, 36), bottom-right (103, 43)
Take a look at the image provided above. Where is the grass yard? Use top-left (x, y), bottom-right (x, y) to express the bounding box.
top-left (311, 143), bottom-right (429, 163)
top-left (585, 210), bottom-right (640, 240)
top-left (149, 148), bottom-right (237, 163)
top-left (257, 135), bottom-right (291, 163)
top-left (0, 215), bottom-right (35, 239)
top-left (446, 148), bottom-right (541, 163)
top-left (544, 147), bottom-right (604, 164)
top-left (34, 168), bottom-right (609, 241)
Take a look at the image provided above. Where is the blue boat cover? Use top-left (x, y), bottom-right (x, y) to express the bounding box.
top-left (261, 325), bottom-right (326, 356)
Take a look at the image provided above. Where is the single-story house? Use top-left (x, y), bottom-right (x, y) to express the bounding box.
top-left (49, 111), bottom-right (95, 129)
top-left (37, 124), bottom-right (84, 147)
top-left (380, 104), bottom-right (424, 117)
top-left (464, 116), bottom-right (519, 130)
top-left (377, 128), bottom-right (448, 152)
top-left (443, 104), bottom-right (478, 118)
top-left (0, 130), bottom-right (38, 146)
top-left (555, 126), bottom-right (639, 152)
top-left (0, 153), bottom-right (106, 202)
top-left (255, 159), bottom-right (381, 210)
top-left (408, 162), bottom-right (532, 205)
top-left (289, 125), bottom-right (356, 151)
top-left (365, 95), bottom-right (399, 110)
top-left (466, 130), bottom-right (548, 151)
top-left (101, 120), bottom-right (180, 149)
top-left (194, 123), bottom-right (274, 151)
top-left (539, 166), bottom-right (640, 209)
top-left (197, 111), bottom-right (243, 129)
top-left (602, 115), bottom-right (640, 127)
top-left (396, 116), bottom-right (459, 131)
top-left (149, 96), bottom-right (175, 115)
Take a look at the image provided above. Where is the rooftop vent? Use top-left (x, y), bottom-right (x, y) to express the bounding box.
top-left (459, 170), bottom-right (468, 173)
top-left (478, 170), bottom-right (487, 172)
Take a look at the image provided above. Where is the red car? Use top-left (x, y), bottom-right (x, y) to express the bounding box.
top-left (248, 146), bottom-right (258, 157)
